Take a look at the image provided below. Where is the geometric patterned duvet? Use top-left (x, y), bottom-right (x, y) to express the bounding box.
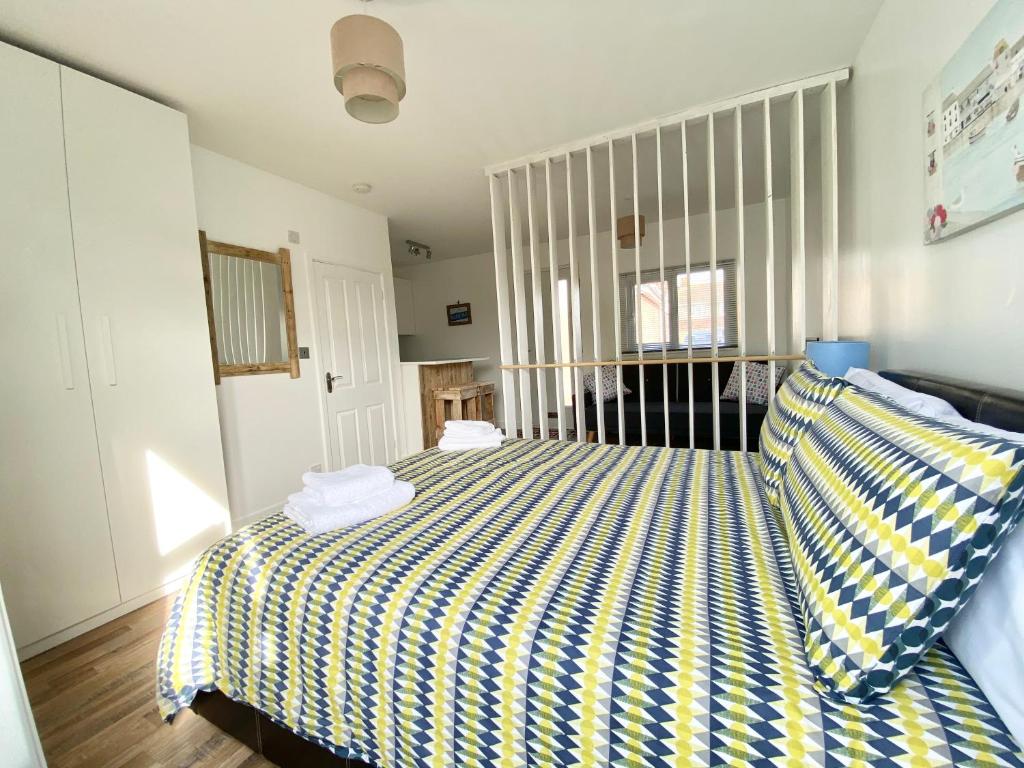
top-left (157, 440), bottom-right (1023, 767)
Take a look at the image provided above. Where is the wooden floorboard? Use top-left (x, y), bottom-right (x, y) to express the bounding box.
top-left (21, 595), bottom-right (275, 768)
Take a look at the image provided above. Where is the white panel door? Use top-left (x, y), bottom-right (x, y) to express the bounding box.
top-left (314, 262), bottom-right (397, 468)
top-left (0, 42), bottom-right (121, 648)
top-left (60, 67), bottom-right (231, 602)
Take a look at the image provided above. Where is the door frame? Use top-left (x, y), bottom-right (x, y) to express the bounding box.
top-left (310, 259), bottom-right (403, 471)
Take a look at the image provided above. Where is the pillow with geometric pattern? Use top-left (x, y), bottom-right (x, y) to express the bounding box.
top-left (721, 362), bottom-right (784, 405)
top-left (582, 365), bottom-right (631, 402)
top-left (780, 387), bottom-right (1024, 704)
top-left (758, 361), bottom-right (848, 509)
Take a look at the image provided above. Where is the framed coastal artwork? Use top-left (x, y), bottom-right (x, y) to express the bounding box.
top-left (446, 302), bottom-right (472, 326)
top-left (923, 0), bottom-right (1024, 243)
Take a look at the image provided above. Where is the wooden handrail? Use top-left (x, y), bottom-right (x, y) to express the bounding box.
top-left (499, 353), bottom-right (805, 371)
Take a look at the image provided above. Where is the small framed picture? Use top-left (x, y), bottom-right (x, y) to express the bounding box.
top-left (446, 302), bottom-right (472, 326)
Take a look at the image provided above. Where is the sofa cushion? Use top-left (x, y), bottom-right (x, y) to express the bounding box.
top-left (586, 398), bottom-right (768, 447)
top-left (722, 361), bottom-right (784, 405)
top-left (616, 362), bottom-right (726, 404)
top-left (582, 365), bottom-right (631, 402)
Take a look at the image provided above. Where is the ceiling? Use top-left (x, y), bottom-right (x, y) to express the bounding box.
top-left (509, 97), bottom-right (818, 246)
top-left (0, 1), bottom-right (882, 265)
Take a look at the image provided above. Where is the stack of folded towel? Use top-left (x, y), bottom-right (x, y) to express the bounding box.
top-left (437, 420), bottom-right (505, 451)
top-left (284, 464), bottom-right (415, 535)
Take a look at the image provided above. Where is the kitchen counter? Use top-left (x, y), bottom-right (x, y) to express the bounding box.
top-left (400, 357), bottom-right (488, 366)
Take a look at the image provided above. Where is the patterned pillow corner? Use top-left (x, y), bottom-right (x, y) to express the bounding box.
top-left (758, 361), bottom-right (848, 509)
top-left (721, 362), bottom-right (785, 406)
top-left (780, 386), bottom-right (1024, 704)
top-left (582, 366), bottom-right (632, 402)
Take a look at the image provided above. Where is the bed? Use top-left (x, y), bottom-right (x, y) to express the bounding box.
top-left (157, 373), bottom-right (1024, 767)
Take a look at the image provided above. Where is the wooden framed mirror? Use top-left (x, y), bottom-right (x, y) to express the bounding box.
top-left (199, 231), bottom-right (300, 383)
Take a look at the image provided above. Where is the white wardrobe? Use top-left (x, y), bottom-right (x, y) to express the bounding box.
top-left (0, 41), bottom-right (230, 653)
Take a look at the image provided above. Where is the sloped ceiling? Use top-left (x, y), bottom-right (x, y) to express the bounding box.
top-left (0, 0), bottom-right (882, 264)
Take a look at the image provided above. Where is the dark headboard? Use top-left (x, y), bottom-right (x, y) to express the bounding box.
top-left (880, 371), bottom-right (1024, 433)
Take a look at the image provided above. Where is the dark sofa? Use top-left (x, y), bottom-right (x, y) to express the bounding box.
top-left (573, 361), bottom-right (771, 451)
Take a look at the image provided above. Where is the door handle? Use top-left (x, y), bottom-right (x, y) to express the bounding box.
top-left (325, 371), bottom-right (344, 393)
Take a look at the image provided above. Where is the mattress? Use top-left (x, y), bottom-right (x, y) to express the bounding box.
top-left (157, 440), bottom-right (1023, 767)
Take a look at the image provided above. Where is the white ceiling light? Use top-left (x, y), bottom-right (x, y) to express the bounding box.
top-left (330, 3), bottom-right (406, 124)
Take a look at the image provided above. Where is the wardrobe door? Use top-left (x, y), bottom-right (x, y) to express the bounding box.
top-left (60, 68), bottom-right (231, 602)
top-left (0, 43), bottom-right (121, 648)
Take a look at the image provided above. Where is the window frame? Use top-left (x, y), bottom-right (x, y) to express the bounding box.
top-left (619, 261), bottom-right (738, 354)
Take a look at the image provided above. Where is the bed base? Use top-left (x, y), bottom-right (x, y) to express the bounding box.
top-left (190, 689), bottom-right (373, 767)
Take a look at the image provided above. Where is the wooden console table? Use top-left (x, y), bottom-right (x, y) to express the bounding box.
top-left (399, 358), bottom-right (488, 453)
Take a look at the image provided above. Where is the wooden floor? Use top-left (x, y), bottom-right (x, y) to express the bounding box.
top-left (21, 595), bottom-right (274, 768)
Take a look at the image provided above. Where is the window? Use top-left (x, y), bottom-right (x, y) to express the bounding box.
top-left (619, 262), bottom-right (737, 353)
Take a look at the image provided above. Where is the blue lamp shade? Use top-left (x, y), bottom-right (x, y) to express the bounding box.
top-left (805, 340), bottom-right (870, 377)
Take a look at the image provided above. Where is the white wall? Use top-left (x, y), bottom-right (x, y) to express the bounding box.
top-left (397, 252), bottom-right (505, 411)
top-left (190, 146), bottom-right (400, 524)
top-left (396, 199), bottom-right (802, 426)
top-left (841, 0), bottom-right (1024, 387)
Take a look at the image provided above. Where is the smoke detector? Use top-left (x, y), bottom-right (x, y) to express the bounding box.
top-left (352, 182), bottom-right (373, 194)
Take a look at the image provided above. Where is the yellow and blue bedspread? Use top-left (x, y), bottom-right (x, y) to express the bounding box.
top-left (158, 440), bottom-right (1023, 767)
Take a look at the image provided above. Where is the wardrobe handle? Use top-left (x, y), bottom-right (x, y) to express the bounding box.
top-left (56, 313), bottom-right (74, 390)
top-left (101, 315), bottom-right (118, 387)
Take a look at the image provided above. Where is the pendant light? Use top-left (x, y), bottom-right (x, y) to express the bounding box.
top-left (616, 214), bottom-right (646, 249)
top-left (330, 2), bottom-right (406, 124)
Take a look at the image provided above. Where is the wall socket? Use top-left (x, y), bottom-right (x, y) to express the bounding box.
top-left (308, 463), bottom-right (323, 473)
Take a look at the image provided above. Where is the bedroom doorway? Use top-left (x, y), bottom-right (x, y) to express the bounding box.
top-left (312, 261), bottom-right (397, 470)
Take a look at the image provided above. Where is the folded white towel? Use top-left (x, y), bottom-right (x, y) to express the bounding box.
top-left (287, 488), bottom-right (317, 506)
top-left (437, 431), bottom-right (504, 451)
top-left (444, 420), bottom-right (499, 437)
top-left (300, 464), bottom-right (394, 506)
top-left (284, 480), bottom-right (415, 535)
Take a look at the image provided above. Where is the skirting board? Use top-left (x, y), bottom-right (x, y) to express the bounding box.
top-left (231, 499), bottom-right (284, 530)
top-left (17, 577), bottom-right (185, 661)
